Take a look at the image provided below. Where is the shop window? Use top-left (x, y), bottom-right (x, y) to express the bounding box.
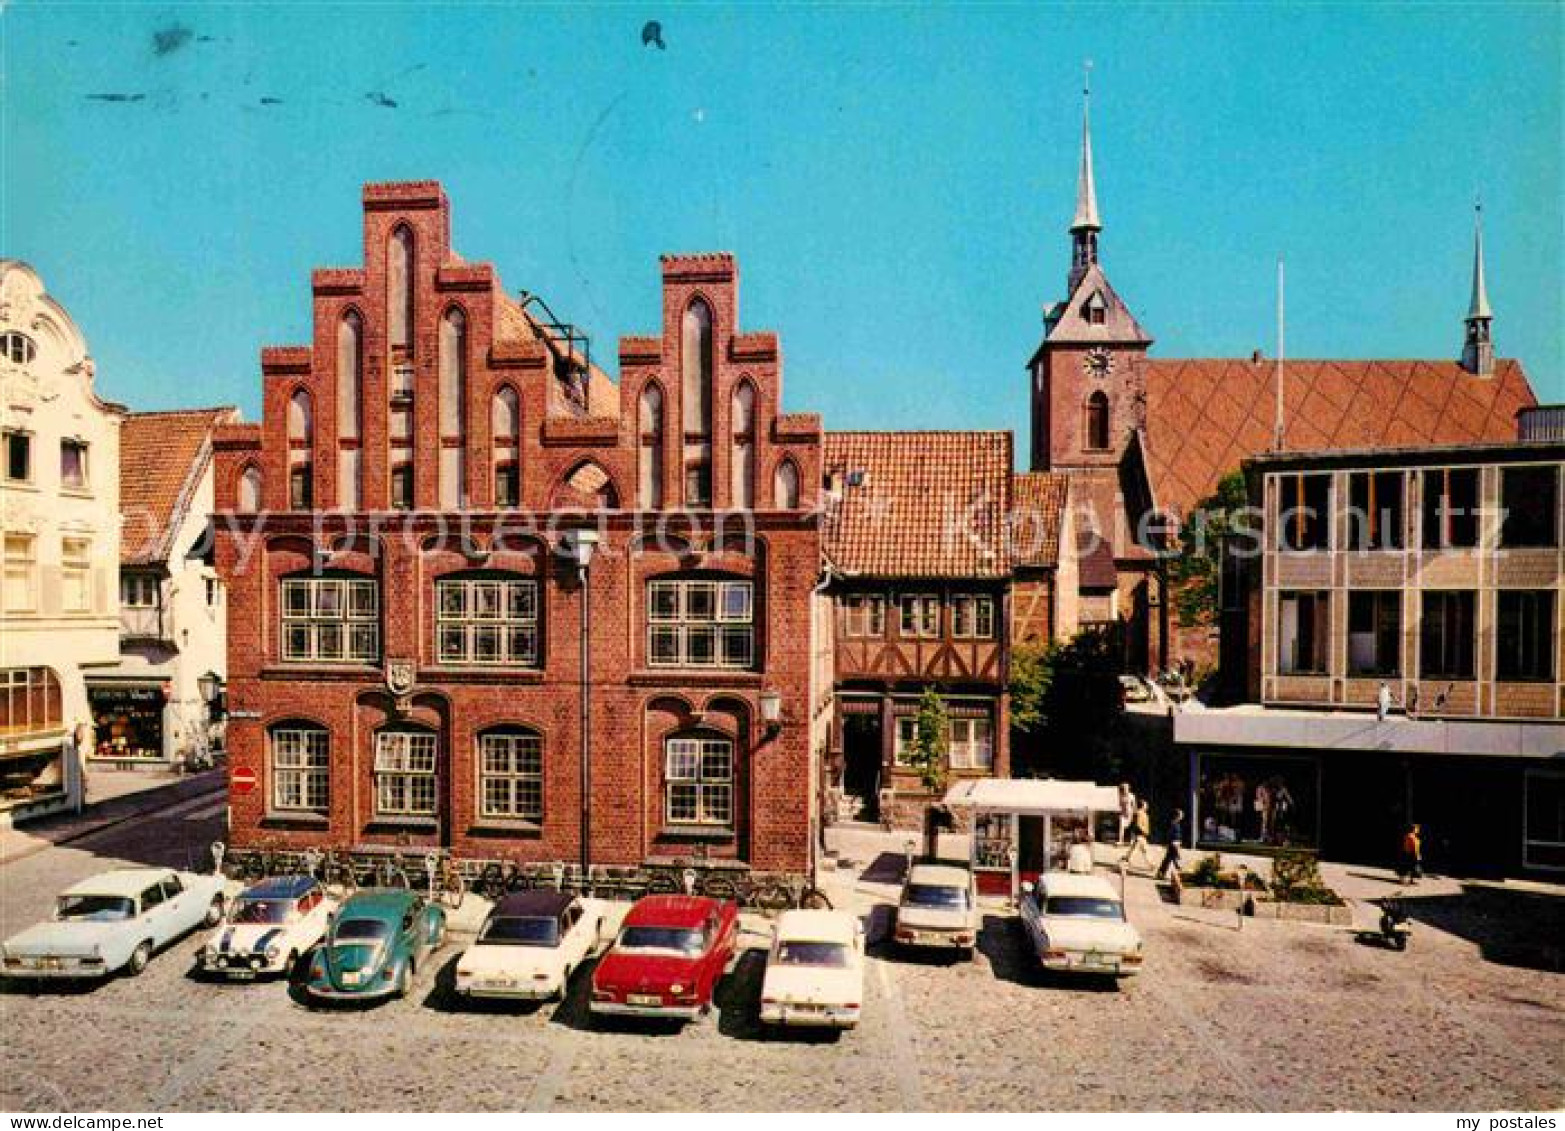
top-left (731, 381), bottom-right (755, 509)
top-left (59, 440), bottom-right (88, 490)
top-left (91, 685), bottom-right (165, 760)
top-left (269, 726), bottom-right (328, 813)
top-left (1419, 590), bottom-right (1475, 680)
top-left (664, 733), bottom-right (732, 827)
top-left (388, 225), bottom-right (414, 354)
top-left (435, 576), bottom-right (539, 667)
top-left (492, 387), bottom-right (521, 508)
top-left (1084, 392), bottom-right (1110, 451)
top-left (1497, 590), bottom-right (1555, 682)
top-left (952, 595), bottom-right (995, 639)
top-left (1420, 468), bottom-right (1479, 550)
top-left (390, 463), bottom-right (413, 511)
top-left (280, 576), bottom-right (379, 663)
top-left (374, 729), bottom-right (437, 818)
top-left (639, 383), bottom-right (664, 509)
top-left (61, 537), bottom-right (93, 613)
top-left (681, 300), bottom-right (713, 506)
top-left (844, 594), bottom-right (886, 638)
top-left (1278, 474), bottom-right (1331, 551)
top-left (774, 459), bottom-right (800, 509)
top-left (647, 578), bottom-right (753, 669)
top-left (1347, 590), bottom-right (1401, 676)
top-left (1500, 466), bottom-right (1560, 548)
top-left (439, 307), bottom-right (467, 509)
top-left (238, 466), bottom-right (263, 513)
top-left (1347, 471), bottom-right (1403, 550)
top-left (899, 593), bottom-right (940, 638)
top-left (478, 728), bottom-right (543, 822)
top-left (1, 667), bottom-right (62, 734)
top-left (3, 534), bottom-right (37, 613)
top-left (1197, 753), bottom-right (1316, 849)
top-left (1277, 591), bottom-right (1329, 675)
top-left (949, 717), bottom-right (994, 770)
top-left (1, 331), bottom-right (36, 364)
top-left (1523, 771), bottom-right (1565, 872)
top-left (3, 430), bottom-right (31, 483)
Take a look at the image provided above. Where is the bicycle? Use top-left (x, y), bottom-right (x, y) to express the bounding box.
top-left (425, 851), bottom-right (466, 910)
top-left (697, 870), bottom-right (832, 912)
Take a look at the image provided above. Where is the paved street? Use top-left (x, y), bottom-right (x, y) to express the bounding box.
top-left (0, 803), bottom-right (1560, 1113)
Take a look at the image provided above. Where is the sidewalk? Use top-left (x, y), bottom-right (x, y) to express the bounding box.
top-left (0, 767), bottom-right (226, 867)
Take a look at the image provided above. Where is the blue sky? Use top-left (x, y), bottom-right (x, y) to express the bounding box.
top-left (4, 2), bottom-right (1561, 437)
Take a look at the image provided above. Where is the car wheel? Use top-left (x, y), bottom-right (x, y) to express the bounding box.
top-left (395, 963), bottom-right (411, 999)
top-left (126, 941), bottom-right (153, 977)
top-left (285, 950), bottom-right (300, 977)
top-left (202, 895), bottom-right (224, 927)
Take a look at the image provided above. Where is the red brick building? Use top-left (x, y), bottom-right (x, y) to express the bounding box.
top-left (212, 181), bottom-right (824, 877)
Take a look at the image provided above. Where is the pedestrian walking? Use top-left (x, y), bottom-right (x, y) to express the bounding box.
top-left (1116, 782), bottom-right (1136, 846)
top-left (1377, 681), bottom-right (1393, 722)
top-left (1121, 801), bottom-right (1152, 870)
top-left (1397, 822), bottom-right (1423, 884)
top-left (1156, 808), bottom-right (1185, 880)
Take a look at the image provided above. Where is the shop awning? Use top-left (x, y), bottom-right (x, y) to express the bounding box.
top-left (943, 777), bottom-right (1120, 816)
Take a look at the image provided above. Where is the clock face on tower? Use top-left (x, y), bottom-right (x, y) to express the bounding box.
top-left (1083, 348), bottom-right (1115, 378)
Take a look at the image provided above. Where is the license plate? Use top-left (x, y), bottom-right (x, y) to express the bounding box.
top-left (628, 993), bottom-right (661, 1007)
top-left (1082, 953), bottom-right (1112, 969)
top-left (791, 1003), bottom-right (826, 1013)
top-left (41, 957), bottom-right (61, 970)
top-left (485, 978), bottom-right (516, 989)
top-left (342, 970), bottom-right (362, 985)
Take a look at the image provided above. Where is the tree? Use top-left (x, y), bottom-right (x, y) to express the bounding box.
top-left (907, 686), bottom-right (950, 794)
top-left (1008, 628), bottom-right (1124, 782)
top-left (1168, 469), bottom-right (1252, 628)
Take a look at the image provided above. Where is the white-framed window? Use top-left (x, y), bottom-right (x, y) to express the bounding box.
top-left (951, 595), bottom-right (995, 639)
top-left (271, 726), bottom-right (329, 814)
top-left (664, 735), bottom-right (733, 826)
top-left (280, 577), bottom-right (379, 663)
top-left (647, 578), bottom-right (753, 668)
top-left (61, 536), bottom-right (92, 613)
top-left (374, 730), bottom-right (437, 817)
top-left (899, 593), bottom-right (940, 638)
top-left (3, 534), bottom-right (37, 613)
top-left (893, 716), bottom-right (918, 766)
top-left (435, 577), bottom-right (539, 666)
top-left (844, 594), bottom-right (886, 638)
top-left (478, 729), bottom-right (543, 821)
top-left (949, 717), bottom-right (994, 770)
top-left (121, 574), bottom-right (158, 608)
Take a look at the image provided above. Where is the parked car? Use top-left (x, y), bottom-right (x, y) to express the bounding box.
top-left (1118, 674), bottom-right (1153, 703)
top-left (1, 867), bottom-right (226, 980)
top-left (1019, 871), bottom-right (1143, 978)
top-left (893, 863), bottom-right (977, 954)
top-left (304, 889), bottom-right (445, 1002)
top-left (454, 890), bottom-right (606, 1001)
top-left (198, 875), bottom-right (336, 980)
top-left (759, 909), bottom-right (865, 1030)
top-left (590, 895), bottom-right (738, 1023)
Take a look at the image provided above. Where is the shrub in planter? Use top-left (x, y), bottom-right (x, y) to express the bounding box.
top-left (1269, 848), bottom-right (1344, 906)
top-left (1182, 853), bottom-right (1269, 893)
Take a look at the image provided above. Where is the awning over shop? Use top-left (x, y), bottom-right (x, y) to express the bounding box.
top-left (943, 777), bottom-right (1120, 816)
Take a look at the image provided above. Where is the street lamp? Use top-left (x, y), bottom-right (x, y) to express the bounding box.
top-left (759, 688), bottom-right (783, 735)
top-left (559, 530), bottom-right (600, 892)
top-left (198, 670), bottom-right (225, 720)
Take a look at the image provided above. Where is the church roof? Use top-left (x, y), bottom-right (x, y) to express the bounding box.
top-left (1011, 472), bottom-right (1070, 568)
top-left (823, 431), bottom-right (1012, 579)
top-left (1143, 357), bottom-right (1536, 516)
top-left (1036, 263), bottom-right (1152, 354)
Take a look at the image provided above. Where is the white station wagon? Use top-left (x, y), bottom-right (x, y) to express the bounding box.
top-left (760, 909), bottom-right (865, 1029)
top-left (1, 867), bottom-right (227, 979)
top-left (454, 890), bottom-right (606, 1001)
top-left (1019, 872), bottom-right (1144, 978)
top-left (198, 875), bottom-right (337, 979)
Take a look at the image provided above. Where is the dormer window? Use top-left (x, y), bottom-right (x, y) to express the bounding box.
top-left (1084, 291), bottom-right (1107, 326)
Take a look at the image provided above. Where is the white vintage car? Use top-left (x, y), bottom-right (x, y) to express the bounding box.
top-left (454, 890), bottom-right (606, 1001)
top-left (1019, 871), bottom-right (1144, 978)
top-left (759, 910), bottom-right (865, 1029)
top-left (1, 867), bottom-right (227, 979)
top-left (893, 863), bottom-right (978, 954)
top-left (198, 875), bottom-right (336, 979)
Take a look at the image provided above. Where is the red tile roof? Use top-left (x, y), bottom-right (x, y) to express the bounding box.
top-left (1144, 358), bottom-right (1535, 515)
top-left (1010, 472), bottom-right (1070, 569)
top-left (823, 432), bottom-right (1012, 578)
top-left (120, 408), bottom-right (238, 566)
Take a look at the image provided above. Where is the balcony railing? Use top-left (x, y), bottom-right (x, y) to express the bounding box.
top-left (1517, 405), bottom-right (1565, 442)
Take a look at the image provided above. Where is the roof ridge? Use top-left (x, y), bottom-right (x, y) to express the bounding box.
top-left (124, 406), bottom-right (238, 418)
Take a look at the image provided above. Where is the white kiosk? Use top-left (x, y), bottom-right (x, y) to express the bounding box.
top-left (943, 778), bottom-right (1121, 900)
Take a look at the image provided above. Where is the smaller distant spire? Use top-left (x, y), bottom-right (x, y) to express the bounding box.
top-left (1071, 62), bottom-right (1101, 233)
top-left (1461, 199), bottom-right (1494, 376)
top-left (1467, 199), bottom-right (1491, 320)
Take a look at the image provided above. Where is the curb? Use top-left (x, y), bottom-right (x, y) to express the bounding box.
top-left (0, 772), bottom-right (226, 868)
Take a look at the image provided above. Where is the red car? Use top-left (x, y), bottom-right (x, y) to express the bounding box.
top-left (589, 895), bottom-right (738, 1023)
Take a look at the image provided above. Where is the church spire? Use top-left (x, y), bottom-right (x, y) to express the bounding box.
top-left (1462, 200), bottom-right (1494, 376)
top-left (1068, 63), bottom-right (1101, 294)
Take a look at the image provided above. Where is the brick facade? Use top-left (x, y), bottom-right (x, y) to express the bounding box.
top-left (211, 182), bottom-right (823, 876)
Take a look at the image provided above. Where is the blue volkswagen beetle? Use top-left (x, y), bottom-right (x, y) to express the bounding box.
top-left (304, 888), bottom-right (445, 1002)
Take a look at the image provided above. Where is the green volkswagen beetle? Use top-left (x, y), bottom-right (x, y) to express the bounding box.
top-left (304, 888), bottom-right (446, 1002)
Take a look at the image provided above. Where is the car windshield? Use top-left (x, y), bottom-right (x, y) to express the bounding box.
top-left (1046, 896), bottom-right (1124, 920)
top-left (230, 899), bottom-right (291, 925)
top-left (56, 895), bottom-right (135, 922)
top-left (903, 884), bottom-right (969, 910)
top-left (775, 940), bottom-right (850, 968)
top-left (617, 926), bottom-right (705, 955)
top-left (479, 915), bottom-right (559, 947)
top-left (334, 918), bottom-right (391, 942)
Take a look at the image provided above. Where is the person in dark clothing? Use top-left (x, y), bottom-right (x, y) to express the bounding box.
top-left (1156, 809), bottom-right (1185, 880)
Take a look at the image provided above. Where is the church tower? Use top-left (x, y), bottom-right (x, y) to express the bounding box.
top-left (1028, 74), bottom-right (1152, 472)
top-left (1460, 202), bottom-right (1495, 377)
